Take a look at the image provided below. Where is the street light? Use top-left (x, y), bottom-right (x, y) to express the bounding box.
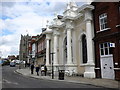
top-left (50, 52), bottom-right (55, 79)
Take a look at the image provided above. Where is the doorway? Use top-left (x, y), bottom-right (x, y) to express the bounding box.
top-left (100, 42), bottom-right (115, 79)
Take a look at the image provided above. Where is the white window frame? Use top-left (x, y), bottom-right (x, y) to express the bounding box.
top-left (99, 13), bottom-right (108, 31)
top-left (99, 42), bottom-right (112, 57)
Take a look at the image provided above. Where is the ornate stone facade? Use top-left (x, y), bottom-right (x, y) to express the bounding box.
top-left (44, 2), bottom-right (95, 78)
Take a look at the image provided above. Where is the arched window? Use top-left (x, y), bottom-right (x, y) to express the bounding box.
top-left (64, 37), bottom-right (67, 64)
top-left (63, 36), bottom-right (74, 64)
top-left (82, 34), bottom-right (87, 63)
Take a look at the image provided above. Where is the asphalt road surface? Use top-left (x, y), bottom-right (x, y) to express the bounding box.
top-left (2, 66), bottom-right (113, 89)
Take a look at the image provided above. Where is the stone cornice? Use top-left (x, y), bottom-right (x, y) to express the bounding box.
top-left (63, 9), bottom-right (77, 16)
top-left (62, 16), bottom-right (75, 22)
top-left (42, 30), bottom-right (53, 35)
top-left (49, 24), bottom-right (61, 29)
top-left (74, 13), bottom-right (83, 20)
top-left (59, 23), bottom-right (66, 28)
top-left (78, 4), bottom-right (94, 13)
top-left (62, 12), bottom-right (83, 22)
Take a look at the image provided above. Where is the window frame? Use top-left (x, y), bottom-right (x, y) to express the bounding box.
top-left (99, 42), bottom-right (112, 57)
top-left (99, 13), bottom-right (108, 31)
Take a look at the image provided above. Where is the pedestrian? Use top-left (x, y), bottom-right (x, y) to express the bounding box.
top-left (44, 65), bottom-right (47, 76)
top-left (35, 64), bottom-right (40, 76)
top-left (30, 64), bottom-right (34, 74)
top-left (25, 61), bottom-right (27, 67)
top-left (41, 65), bottom-right (44, 76)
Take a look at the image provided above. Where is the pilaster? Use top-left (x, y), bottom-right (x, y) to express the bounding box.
top-left (53, 32), bottom-right (59, 65)
top-left (46, 38), bottom-right (50, 66)
top-left (84, 9), bottom-right (95, 78)
top-left (66, 28), bottom-right (73, 65)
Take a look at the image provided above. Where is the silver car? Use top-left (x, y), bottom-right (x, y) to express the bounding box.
top-left (10, 62), bottom-right (16, 67)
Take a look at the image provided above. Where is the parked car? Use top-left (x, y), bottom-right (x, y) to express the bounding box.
top-left (12, 59), bottom-right (20, 65)
top-left (2, 60), bottom-right (10, 66)
top-left (0, 60), bottom-right (2, 66)
top-left (15, 60), bottom-right (20, 64)
top-left (10, 62), bottom-right (16, 67)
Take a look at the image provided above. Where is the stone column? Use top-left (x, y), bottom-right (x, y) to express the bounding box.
top-left (66, 28), bottom-right (73, 65)
top-left (46, 38), bottom-right (50, 66)
top-left (86, 20), bottom-right (94, 64)
top-left (84, 10), bottom-right (95, 78)
top-left (53, 34), bottom-right (59, 65)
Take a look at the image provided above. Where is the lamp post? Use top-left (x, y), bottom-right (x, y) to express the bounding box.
top-left (50, 52), bottom-right (55, 79)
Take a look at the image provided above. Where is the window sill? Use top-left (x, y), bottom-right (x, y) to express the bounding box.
top-left (100, 54), bottom-right (113, 58)
top-left (116, 24), bottom-right (120, 28)
top-left (95, 68), bottom-right (100, 70)
top-left (96, 28), bottom-right (111, 33)
top-left (114, 68), bottom-right (120, 70)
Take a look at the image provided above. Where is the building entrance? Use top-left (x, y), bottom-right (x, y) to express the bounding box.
top-left (100, 56), bottom-right (115, 79)
top-left (100, 42), bottom-right (115, 79)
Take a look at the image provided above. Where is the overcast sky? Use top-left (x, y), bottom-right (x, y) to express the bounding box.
top-left (0, 0), bottom-right (91, 58)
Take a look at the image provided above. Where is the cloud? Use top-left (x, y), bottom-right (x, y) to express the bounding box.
top-left (0, 1), bottom-right (69, 58)
top-left (1, 2), bottom-right (16, 7)
top-left (0, 1), bottom-right (87, 58)
top-left (0, 34), bottom-right (19, 57)
top-left (0, 20), bottom-right (5, 31)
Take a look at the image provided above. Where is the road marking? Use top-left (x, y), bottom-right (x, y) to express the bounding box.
top-left (3, 79), bottom-right (18, 85)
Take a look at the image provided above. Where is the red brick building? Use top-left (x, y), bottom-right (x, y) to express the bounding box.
top-left (35, 29), bottom-right (46, 65)
top-left (27, 31), bottom-right (46, 66)
top-left (92, 2), bottom-right (120, 80)
top-left (28, 36), bottom-right (38, 64)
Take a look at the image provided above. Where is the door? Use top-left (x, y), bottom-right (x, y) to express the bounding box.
top-left (100, 42), bottom-right (115, 79)
top-left (101, 56), bottom-right (115, 79)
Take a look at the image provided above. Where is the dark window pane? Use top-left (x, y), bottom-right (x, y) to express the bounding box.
top-left (108, 43), bottom-right (110, 47)
top-left (101, 49), bottom-right (104, 55)
top-left (101, 25), bottom-right (103, 30)
top-left (100, 19), bottom-right (102, 24)
top-left (101, 19), bottom-right (104, 24)
top-left (109, 48), bottom-right (113, 54)
top-left (105, 48), bottom-right (108, 55)
top-left (104, 43), bottom-right (108, 47)
top-left (104, 17), bottom-right (107, 23)
top-left (103, 24), bottom-right (105, 29)
top-left (64, 37), bottom-right (67, 64)
top-left (100, 44), bottom-right (103, 48)
top-left (105, 23), bottom-right (108, 28)
top-left (82, 35), bottom-right (87, 63)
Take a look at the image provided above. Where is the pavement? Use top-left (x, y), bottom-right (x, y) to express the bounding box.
top-left (15, 67), bottom-right (120, 89)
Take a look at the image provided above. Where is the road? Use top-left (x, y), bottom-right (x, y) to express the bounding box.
top-left (2, 66), bottom-right (112, 89)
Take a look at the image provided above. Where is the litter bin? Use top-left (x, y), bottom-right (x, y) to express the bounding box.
top-left (58, 70), bottom-right (65, 80)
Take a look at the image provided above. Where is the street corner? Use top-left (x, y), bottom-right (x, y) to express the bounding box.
top-left (15, 69), bottom-right (29, 76)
